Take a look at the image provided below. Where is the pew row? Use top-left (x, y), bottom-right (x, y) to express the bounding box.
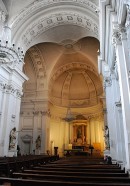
top-left (0, 177), bottom-right (130, 186)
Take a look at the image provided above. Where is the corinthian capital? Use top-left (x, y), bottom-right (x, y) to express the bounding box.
top-left (104, 76), bottom-right (112, 89)
top-left (112, 30), bottom-right (122, 45)
top-left (112, 24), bottom-right (127, 45)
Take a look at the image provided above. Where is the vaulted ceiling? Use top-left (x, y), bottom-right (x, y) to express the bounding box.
top-left (24, 36), bottom-right (103, 109)
top-left (4, 0), bottom-right (104, 115)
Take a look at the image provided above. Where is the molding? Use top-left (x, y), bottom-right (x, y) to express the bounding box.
top-left (27, 46), bottom-right (46, 78)
top-left (51, 111), bottom-right (103, 121)
top-left (50, 62), bottom-right (98, 83)
top-left (11, 0), bottom-right (98, 29)
top-left (11, 0), bottom-right (99, 49)
top-left (21, 134), bottom-right (33, 143)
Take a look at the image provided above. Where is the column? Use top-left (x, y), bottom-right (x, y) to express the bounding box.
top-left (113, 26), bottom-right (130, 170)
top-left (82, 125), bottom-right (84, 143)
top-left (115, 103), bottom-right (126, 165)
top-left (84, 125), bottom-right (87, 143)
top-left (41, 109), bottom-right (50, 154)
top-left (88, 120), bottom-right (91, 145)
top-left (104, 71), bottom-right (117, 159)
top-left (0, 83), bottom-right (8, 156)
top-left (32, 111), bottom-right (39, 154)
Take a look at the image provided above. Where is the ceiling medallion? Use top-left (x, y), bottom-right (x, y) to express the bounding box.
top-left (60, 39), bottom-right (81, 54)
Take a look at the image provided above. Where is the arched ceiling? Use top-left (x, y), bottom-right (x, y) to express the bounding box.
top-left (3, 0), bottom-right (99, 51)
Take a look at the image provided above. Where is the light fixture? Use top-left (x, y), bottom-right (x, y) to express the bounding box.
top-left (0, 25), bottom-right (25, 65)
top-left (0, 39), bottom-right (25, 65)
top-left (62, 107), bottom-right (75, 122)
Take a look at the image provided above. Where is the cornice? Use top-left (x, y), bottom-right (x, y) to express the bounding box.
top-left (49, 95), bottom-right (99, 108)
top-left (51, 111), bottom-right (103, 122)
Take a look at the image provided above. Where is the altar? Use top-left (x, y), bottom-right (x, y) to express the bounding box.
top-left (73, 145), bottom-right (87, 151)
top-left (71, 116), bottom-right (88, 146)
top-left (64, 148), bottom-right (90, 156)
top-left (66, 115), bottom-right (102, 156)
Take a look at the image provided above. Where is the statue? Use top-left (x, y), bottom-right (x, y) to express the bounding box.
top-left (9, 127), bottom-right (16, 150)
top-left (35, 135), bottom-right (41, 149)
top-left (77, 126), bottom-right (82, 138)
top-left (104, 126), bottom-right (110, 149)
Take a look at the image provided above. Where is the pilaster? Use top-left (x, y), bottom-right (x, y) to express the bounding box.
top-left (0, 41), bottom-right (28, 156)
top-left (32, 111), bottom-right (39, 154)
top-left (112, 24), bottom-right (130, 170)
top-left (41, 109), bottom-right (50, 154)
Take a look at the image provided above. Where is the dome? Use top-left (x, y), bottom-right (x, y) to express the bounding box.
top-left (49, 66), bottom-right (103, 108)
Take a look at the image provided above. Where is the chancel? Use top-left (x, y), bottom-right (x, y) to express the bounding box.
top-left (1, 1), bottom-right (130, 185)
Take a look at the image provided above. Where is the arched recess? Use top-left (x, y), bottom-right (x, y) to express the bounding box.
top-left (16, 1), bottom-right (106, 156)
top-left (46, 36), bottom-right (105, 156)
top-left (48, 36), bottom-right (103, 113)
top-left (22, 45), bottom-right (47, 99)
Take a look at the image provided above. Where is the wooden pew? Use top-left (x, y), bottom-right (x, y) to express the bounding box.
top-left (0, 156), bottom-right (130, 186)
top-left (22, 169), bottom-right (128, 177)
top-left (0, 155), bottom-right (59, 177)
top-left (12, 172), bottom-right (130, 184)
top-left (32, 166), bottom-right (125, 173)
top-left (1, 177), bottom-right (130, 186)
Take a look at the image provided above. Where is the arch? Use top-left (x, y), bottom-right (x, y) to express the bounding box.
top-left (10, 0), bottom-right (99, 52)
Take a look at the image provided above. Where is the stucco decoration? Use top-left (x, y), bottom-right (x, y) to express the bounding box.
top-left (49, 62), bottom-right (103, 108)
top-left (27, 46), bottom-right (46, 78)
top-left (11, 0), bottom-right (98, 29)
top-left (0, 42), bottom-right (24, 68)
top-left (10, 0), bottom-right (99, 50)
top-left (0, 82), bottom-right (23, 98)
top-left (21, 12), bottom-right (98, 48)
top-left (112, 30), bottom-right (122, 45)
top-left (59, 39), bottom-right (81, 54)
